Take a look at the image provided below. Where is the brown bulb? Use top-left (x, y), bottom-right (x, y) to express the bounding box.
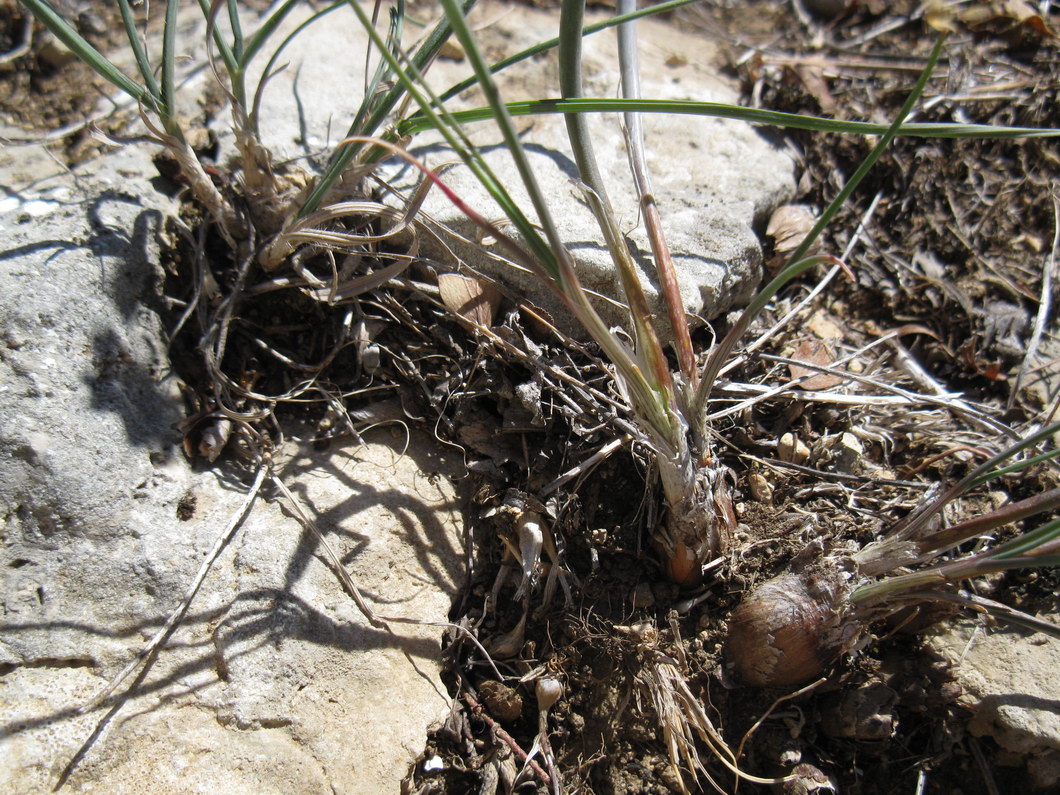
top-left (726, 568), bottom-right (857, 687)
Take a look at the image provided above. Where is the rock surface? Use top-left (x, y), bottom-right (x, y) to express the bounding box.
top-left (926, 617), bottom-right (1060, 788)
top-left (252, 1), bottom-right (797, 336)
top-left (0, 144), bottom-right (465, 793)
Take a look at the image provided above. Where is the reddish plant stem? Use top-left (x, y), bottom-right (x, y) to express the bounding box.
top-left (463, 692), bottom-right (550, 786)
top-left (918, 486), bottom-right (1060, 556)
top-left (640, 192), bottom-right (696, 386)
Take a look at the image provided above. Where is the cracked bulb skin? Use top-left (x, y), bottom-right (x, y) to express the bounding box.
top-left (725, 566), bottom-right (858, 688)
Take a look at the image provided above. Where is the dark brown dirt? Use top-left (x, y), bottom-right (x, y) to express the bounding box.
top-left (0, 1), bottom-right (129, 130)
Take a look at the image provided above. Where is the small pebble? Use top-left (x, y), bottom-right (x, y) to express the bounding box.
top-left (748, 472), bottom-right (774, 504)
top-left (778, 432), bottom-right (810, 465)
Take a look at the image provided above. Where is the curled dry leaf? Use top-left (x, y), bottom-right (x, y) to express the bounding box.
top-left (926, 0), bottom-right (1058, 37)
top-left (514, 510), bottom-right (545, 601)
top-left (488, 609), bottom-right (527, 658)
top-left (962, 0), bottom-right (1058, 38)
top-left (181, 415), bottom-right (232, 462)
top-left (766, 204), bottom-right (819, 269)
top-left (781, 763), bottom-right (838, 794)
top-left (438, 272), bottom-right (502, 328)
top-left (788, 338), bottom-right (845, 390)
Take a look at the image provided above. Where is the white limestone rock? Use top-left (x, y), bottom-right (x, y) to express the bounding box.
top-left (926, 617), bottom-right (1060, 788)
top-left (0, 145), bottom-right (464, 794)
top-left (250, 1), bottom-right (797, 336)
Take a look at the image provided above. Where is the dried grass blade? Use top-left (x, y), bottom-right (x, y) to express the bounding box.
top-left (617, 0), bottom-right (696, 386)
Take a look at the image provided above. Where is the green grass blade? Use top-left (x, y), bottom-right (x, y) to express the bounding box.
top-left (435, 0), bottom-right (566, 266)
top-left (249, 0), bottom-right (347, 134)
top-left (398, 98), bottom-right (1059, 140)
top-left (240, 0), bottom-right (300, 67)
top-left (960, 420), bottom-right (1060, 491)
top-left (347, 1), bottom-right (405, 142)
top-left (919, 487), bottom-right (1060, 556)
top-left (329, 0), bottom-right (551, 273)
top-left (888, 419), bottom-right (1060, 544)
top-left (970, 446), bottom-right (1060, 486)
top-left (989, 515), bottom-right (1060, 560)
top-left (428, 0), bottom-right (677, 443)
top-left (691, 34), bottom-right (947, 422)
top-left (296, 0), bottom-right (478, 218)
top-left (160, 0), bottom-right (180, 135)
top-left (116, 0), bottom-right (160, 100)
top-left (199, 0), bottom-right (238, 79)
top-left (559, 0), bottom-right (674, 401)
top-left (936, 544), bottom-right (1060, 580)
top-left (357, 3), bottom-right (545, 247)
top-left (783, 33), bottom-right (947, 268)
top-left (226, 0), bottom-right (244, 61)
top-left (434, 0), bottom-right (700, 105)
top-left (21, 0), bottom-right (149, 106)
top-left (692, 254), bottom-right (845, 420)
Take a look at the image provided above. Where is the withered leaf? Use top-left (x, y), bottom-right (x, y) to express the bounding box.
top-left (438, 272), bottom-right (502, 328)
top-left (789, 338), bottom-right (845, 390)
top-left (766, 204), bottom-right (819, 268)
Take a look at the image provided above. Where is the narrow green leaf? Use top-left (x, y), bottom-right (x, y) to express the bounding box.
top-left (971, 446), bottom-right (1060, 486)
top-left (559, 0), bottom-right (675, 413)
top-left (961, 421), bottom-right (1060, 491)
top-left (297, 0), bottom-right (478, 218)
top-left (436, 0), bottom-right (565, 268)
top-left (160, 0), bottom-right (180, 135)
top-left (888, 419), bottom-right (1060, 546)
top-left (990, 516), bottom-right (1060, 560)
top-left (116, 0), bottom-right (160, 100)
top-left (347, 1), bottom-right (405, 142)
top-left (692, 255), bottom-right (844, 419)
top-left (398, 98), bottom-right (1060, 140)
top-left (784, 34), bottom-right (948, 268)
top-left (227, 0), bottom-right (245, 61)
top-left (691, 34), bottom-right (947, 426)
top-left (434, 0), bottom-right (701, 105)
top-left (241, 0), bottom-right (300, 67)
top-left (199, 0), bottom-right (238, 78)
top-left (249, 1), bottom-right (347, 134)
top-left (338, 0), bottom-right (542, 248)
